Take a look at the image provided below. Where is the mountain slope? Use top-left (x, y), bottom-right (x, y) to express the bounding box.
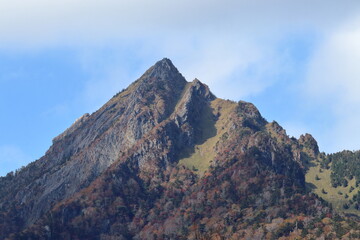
top-left (306, 150), bottom-right (360, 216)
top-left (0, 58), bottom-right (187, 234)
top-left (1, 58), bottom-right (360, 239)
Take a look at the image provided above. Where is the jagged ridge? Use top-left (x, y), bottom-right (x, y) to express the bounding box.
top-left (1, 58), bottom-right (358, 239)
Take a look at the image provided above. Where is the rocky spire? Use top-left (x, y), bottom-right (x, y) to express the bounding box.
top-left (137, 58), bottom-right (186, 86)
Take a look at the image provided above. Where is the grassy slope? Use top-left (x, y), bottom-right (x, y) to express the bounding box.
top-left (178, 99), bottom-right (237, 175)
top-left (306, 162), bottom-right (359, 215)
top-left (176, 91), bottom-right (360, 216)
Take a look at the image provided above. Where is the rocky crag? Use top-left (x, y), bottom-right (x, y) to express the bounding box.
top-left (1, 59), bottom-right (359, 239)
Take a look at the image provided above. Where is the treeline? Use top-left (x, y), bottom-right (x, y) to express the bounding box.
top-left (320, 150), bottom-right (360, 188)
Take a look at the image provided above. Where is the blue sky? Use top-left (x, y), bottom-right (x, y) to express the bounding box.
top-left (1, 0), bottom-right (360, 176)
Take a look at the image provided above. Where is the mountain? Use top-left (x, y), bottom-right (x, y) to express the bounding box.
top-left (1, 58), bottom-right (360, 239)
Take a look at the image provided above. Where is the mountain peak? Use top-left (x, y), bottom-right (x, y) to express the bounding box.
top-left (154, 57), bottom-right (175, 69)
top-left (135, 58), bottom-right (185, 88)
top-left (3, 57), bottom-right (353, 240)
top-left (146, 58), bottom-right (179, 78)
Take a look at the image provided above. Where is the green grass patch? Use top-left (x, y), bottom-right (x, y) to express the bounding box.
top-left (306, 163), bottom-right (360, 215)
top-left (178, 99), bottom-right (237, 175)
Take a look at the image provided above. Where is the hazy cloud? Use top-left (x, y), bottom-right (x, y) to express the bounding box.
top-left (0, 0), bottom-right (359, 48)
top-left (305, 15), bottom-right (360, 152)
top-left (1, 0), bottom-right (360, 157)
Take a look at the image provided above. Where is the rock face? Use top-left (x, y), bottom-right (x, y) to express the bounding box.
top-left (0, 59), bottom-right (335, 239)
top-left (0, 58), bottom-right (187, 233)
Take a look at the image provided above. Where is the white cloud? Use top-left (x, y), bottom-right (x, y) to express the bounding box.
top-left (0, 145), bottom-right (32, 176)
top-left (169, 38), bottom-right (269, 98)
top-left (1, 0), bottom-right (360, 155)
top-left (178, 39), bottom-right (286, 99)
top-left (0, 0), bottom-right (359, 48)
top-left (1, 0), bottom-right (360, 100)
top-left (305, 15), bottom-right (360, 152)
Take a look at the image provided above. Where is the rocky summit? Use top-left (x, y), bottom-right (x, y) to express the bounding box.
top-left (1, 58), bottom-right (360, 239)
